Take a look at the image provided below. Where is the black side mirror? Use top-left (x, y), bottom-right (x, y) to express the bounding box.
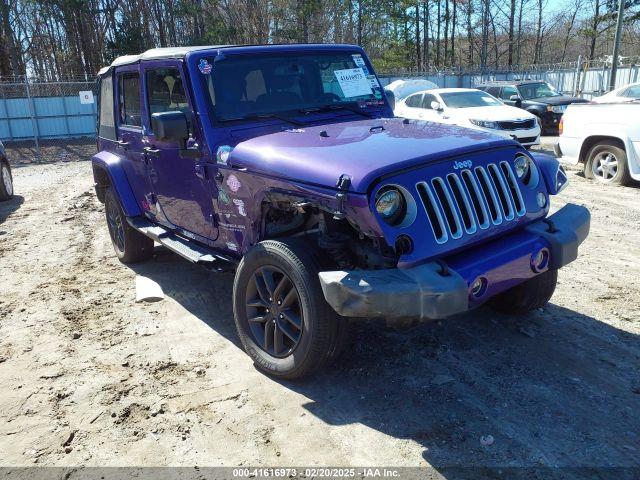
top-left (151, 111), bottom-right (189, 143)
top-left (509, 95), bottom-right (522, 107)
top-left (384, 89), bottom-right (395, 111)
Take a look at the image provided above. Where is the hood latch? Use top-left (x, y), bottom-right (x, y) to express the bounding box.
top-left (333, 174), bottom-right (352, 220)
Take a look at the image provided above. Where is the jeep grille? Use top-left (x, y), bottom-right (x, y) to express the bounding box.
top-left (416, 161), bottom-right (526, 244)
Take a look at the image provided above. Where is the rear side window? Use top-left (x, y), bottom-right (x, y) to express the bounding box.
top-left (486, 86), bottom-right (501, 97)
top-left (405, 94), bottom-right (423, 108)
top-left (118, 73), bottom-right (142, 127)
top-left (98, 75), bottom-right (116, 140)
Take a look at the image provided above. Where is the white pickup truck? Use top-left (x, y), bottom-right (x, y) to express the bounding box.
top-left (555, 101), bottom-right (640, 186)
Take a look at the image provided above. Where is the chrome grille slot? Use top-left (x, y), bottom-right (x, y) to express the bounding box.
top-left (416, 182), bottom-right (448, 244)
top-left (487, 163), bottom-right (515, 220)
top-left (500, 161), bottom-right (526, 216)
top-left (415, 161), bottom-right (527, 244)
top-left (460, 169), bottom-right (490, 229)
top-left (446, 173), bottom-right (477, 234)
top-left (474, 166), bottom-right (503, 224)
top-left (431, 178), bottom-right (463, 239)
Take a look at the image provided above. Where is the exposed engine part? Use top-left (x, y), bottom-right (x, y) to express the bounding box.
top-left (264, 206), bottom-right (308, 237)
top-left (262, 201), bottom-right (396, 270)
top-left (318, 232), bottom-right (355, 270)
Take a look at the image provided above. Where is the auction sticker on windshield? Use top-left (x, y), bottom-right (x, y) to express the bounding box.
top-left (334, 68), bottom-right (372, 98)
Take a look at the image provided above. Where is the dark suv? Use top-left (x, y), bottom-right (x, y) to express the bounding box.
top-left (476, 81), bottom-right (588, 134)
top-left (92, 45), bottom-right (590, 379)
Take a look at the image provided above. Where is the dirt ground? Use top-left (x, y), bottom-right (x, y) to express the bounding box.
top-left (0, 138), bottom-right (639, 474)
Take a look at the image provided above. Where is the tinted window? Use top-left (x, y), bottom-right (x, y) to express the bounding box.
top-left (439, 91), bottom-right (502, 108)
top-left (421, 93), bottom-right (437, 109)
top-left (202, 52), bottom-right (384, 121)
top-left (518, 82), bottom-right (561, 100)
top-left (500, 86), bottom-right (518, 99)
top-left (118, 73), bottom-right (141, 127)
top-left (486, 87), bottom-right (501, 97)
top-left (405, 94), bottom-right (423, 107)
top-left (146, 68), bottom-right (191, 129)
top-left (98, 75), bottom-right (116, 140)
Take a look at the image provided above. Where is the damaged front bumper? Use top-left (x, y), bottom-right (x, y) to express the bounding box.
top-left (318, 203), bottom-right (590, 320)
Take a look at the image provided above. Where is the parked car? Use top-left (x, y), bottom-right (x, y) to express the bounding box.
top-left (592, 82), bottom-right (640, 103)
top-left (0, 140), bottom-right (14, 202)
top-left (383, 78), bottom-right (438, 110)
top-left (476, 80), bottom-right (589, 134)
top-left (555, 101), bottom-right (640, 186)
top-left (394, 87), bottom-right (540, 147)
top-left (93, 45), bottom-right (590, 379)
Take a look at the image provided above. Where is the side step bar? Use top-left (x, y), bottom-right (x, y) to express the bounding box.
top-left (127, 217), bottom-right (236, 271)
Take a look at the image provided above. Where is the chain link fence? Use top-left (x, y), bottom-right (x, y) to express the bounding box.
top-left (2, 57), bottom-right (639, 164)
top-left (377, 56), bottom-right (640, 99)
top-left (0, 76), bottom-right (98, 165)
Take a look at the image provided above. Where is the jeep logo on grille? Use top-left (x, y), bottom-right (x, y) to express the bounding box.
top-left (453, 160), bottom-right (473, 170)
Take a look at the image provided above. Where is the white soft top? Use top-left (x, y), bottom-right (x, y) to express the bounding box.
top-left (97, 46), bottom-right (231, 75)
top-left (385, 79), bottom-right (438, 100)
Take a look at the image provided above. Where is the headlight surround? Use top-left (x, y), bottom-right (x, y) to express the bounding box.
top-left (375, 187), bottom-right (405, 225)
top-left (469, 119), bottom-right (500, 129)
top-left (515, 154), bottom-right (539, 188)
top-left (514, 155), bottom-right (530, 178)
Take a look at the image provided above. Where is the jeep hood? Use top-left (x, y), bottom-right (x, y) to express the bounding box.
top-left (228, 117), bottom-right (513, 193)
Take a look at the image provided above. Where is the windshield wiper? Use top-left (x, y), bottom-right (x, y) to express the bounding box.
top-left (299, 102), bottom-right (376, 119)
top-left (218, 112), bottom-right (304, 126)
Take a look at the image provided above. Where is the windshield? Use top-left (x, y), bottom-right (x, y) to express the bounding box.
top-left (200, 52), bottom-right (385, 122)
top-left (518, 82), bottom-right (562, 100)
top-left (439, 91), bottom-right (502, 108)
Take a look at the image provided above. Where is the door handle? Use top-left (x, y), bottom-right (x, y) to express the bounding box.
top-left (116, 140), bottom-right (130, 148)
top-left (144, 146), bottom-right (161, 156)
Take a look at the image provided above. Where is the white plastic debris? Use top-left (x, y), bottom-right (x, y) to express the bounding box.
top-left (135, 275), bottom-right (164, 303)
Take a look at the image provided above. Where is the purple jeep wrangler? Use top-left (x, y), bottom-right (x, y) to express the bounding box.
top-left (93, 44), bottom-right (590, 379)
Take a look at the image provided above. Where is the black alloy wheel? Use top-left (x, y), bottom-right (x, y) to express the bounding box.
top-left (245, 265), bottom-right (303, 358)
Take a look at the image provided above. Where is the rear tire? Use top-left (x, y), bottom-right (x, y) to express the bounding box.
top-left (104, 187), bottom-right (153, 263)
top-left (0, 160), bottom-right (13, 201)
top-left (232, 239), bottom-right (343, 379)
top-left (584, 141), bottom-right (632, 186)
top-left (489, 269), bottom-right (558, 314)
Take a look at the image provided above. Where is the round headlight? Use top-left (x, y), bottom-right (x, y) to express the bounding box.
top-left (376, 189), bottom-right (402, 217)
top-left (514, 155), bottom-right (530, 178)
top-left (375, 188), bottom-right (404, 224)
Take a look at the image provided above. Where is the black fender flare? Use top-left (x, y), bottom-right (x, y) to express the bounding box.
top-left (91, 151), bottom-right (142, 217)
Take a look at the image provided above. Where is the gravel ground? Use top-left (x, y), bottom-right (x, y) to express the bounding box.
top-left (0, 141), bottom-right (639, 474)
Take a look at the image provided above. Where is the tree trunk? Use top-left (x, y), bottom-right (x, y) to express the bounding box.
top-left (436, 0), bottom-right (441, 66)
top-left (508, 0), bottom-right (516, 66)
top-left (415, 3), bottom-right (421, 69)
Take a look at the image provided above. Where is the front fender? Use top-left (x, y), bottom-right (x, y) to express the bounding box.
top-left (92, 151), bottom-right (142, 217)
top-left (529, 151), bottom-right (567, 195)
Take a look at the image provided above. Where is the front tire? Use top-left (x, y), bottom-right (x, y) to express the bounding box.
top-left (233, 239), bottom-right (342, 379)
top-left (489, 269), bottom-right (558, 314)
top-left (104, 187), bottom-right (153, 263)
top-left (0, 161), bottom-right (13, 201)
top-left (584, 141), bottom-right (632, 186)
